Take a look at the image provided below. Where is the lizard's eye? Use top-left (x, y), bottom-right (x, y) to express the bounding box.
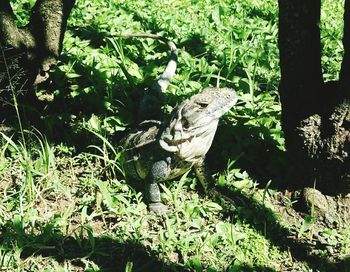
top-left (198, 102), bottom-right (209, 108)
top-left (182, 118), bottom-right (190, 129)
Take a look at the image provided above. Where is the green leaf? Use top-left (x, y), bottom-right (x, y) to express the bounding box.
top-left (88, 114), bottom-right (101, 131)
top-left (191, 256), bottom-right (203, 272)
top-left (66, 72), bottom-right (82, 79)
top-left (127, 62), bottom-right (143, 79)
top-left (211, 5), bottom-right (222, 26)
top-left (125, 261), bottom-right (134, 272)
top-left (205, 201), bottom-right (223, 211)
top-left (96, 180), bottom-right (113, 209)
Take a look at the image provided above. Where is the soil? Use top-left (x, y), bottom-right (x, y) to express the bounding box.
top-left (269, 187), bottom-right (350, 269)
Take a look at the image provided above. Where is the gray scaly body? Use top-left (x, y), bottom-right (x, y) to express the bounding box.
top-left (122, 88), bottom-right (237, 213)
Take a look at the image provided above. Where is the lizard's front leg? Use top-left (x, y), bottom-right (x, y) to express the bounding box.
top-left (146, 158), bottom-right (171, 214)
top-left (193, 159), bottom-right (214, 194)
top-left (194, 159), bottom-right (237, 211)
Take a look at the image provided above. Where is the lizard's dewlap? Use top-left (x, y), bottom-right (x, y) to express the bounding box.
top-left (159, 88), bottom-right (237, 162)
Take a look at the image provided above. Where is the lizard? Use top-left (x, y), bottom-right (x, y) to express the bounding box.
top-left (119, 34), bottom-right (238, 213)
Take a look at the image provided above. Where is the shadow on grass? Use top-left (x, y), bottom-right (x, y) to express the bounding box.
top-left (208, 120), bottom-right (303, 190)
top-left (0, 220), bottom-right (182, 271)
top-left (212, 186), bottom-right (350, 272)
top-left (0, 221), bottom-right (276, 272)
top-left (206, 120), bottom-right (350, 271)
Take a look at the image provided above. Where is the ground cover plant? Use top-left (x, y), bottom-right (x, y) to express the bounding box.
top-left (0, 0), bottom-right (350, 271)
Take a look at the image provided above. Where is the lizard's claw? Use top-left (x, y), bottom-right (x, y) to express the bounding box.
top-left (149, 202), bottom-right (168, 214)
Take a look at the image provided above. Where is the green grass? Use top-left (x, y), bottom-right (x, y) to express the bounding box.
top-left (1, 0), bottom-right (349, 271)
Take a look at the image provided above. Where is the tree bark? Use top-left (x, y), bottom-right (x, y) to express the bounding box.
top-left (278, 0), bottom-right (350, 193)
top-left (0, 0), bottom-right (75, 105)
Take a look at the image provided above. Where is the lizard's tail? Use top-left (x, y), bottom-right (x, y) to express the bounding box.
top-left (115, 33), bottom-right (178, 94)
top-left (115, 33), bottom-right (177, 121)
top-left (151, 37), bottom-right (177, 93)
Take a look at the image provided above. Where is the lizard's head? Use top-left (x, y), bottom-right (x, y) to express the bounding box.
top-left (159, 87), bottom-right (237, 162)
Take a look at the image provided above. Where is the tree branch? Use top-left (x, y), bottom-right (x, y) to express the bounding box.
top-left (340, 0), bottom-right (350, 94)
top-left (0, 0), bottom-right (23, 48)
top-left (29, 0), bottom-right (76, 57)
top-left (0, 0), bottom-right (76, 89)
top-left (26, 0), bottom-right (76, 84)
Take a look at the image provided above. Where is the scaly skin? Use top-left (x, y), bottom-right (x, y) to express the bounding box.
top-left (121, 87), bottom-right (238, 214)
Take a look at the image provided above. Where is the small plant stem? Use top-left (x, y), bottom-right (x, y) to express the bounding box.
top-left (0, 45), bottom-right (26, 145)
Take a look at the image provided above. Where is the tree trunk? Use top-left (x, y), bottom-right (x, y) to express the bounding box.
top-left (0, 0), bottom-right (75, 106)
top-left (278, 0), bottom-right (350, 194)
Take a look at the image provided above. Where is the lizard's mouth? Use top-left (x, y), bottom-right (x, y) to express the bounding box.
top-left (159, 133), bottom-right (196, 155)
top-left (162, 135), bottom-right (194, 145)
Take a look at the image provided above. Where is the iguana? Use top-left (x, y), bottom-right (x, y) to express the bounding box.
top-left (119, 35), bottom-right (238, 213)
